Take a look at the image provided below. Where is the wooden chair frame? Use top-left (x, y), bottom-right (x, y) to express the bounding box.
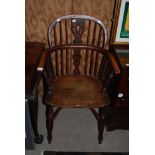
top-left (37, 15), bottom-right (120, 144)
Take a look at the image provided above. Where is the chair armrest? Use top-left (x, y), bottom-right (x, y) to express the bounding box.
top-left (107, 51), bottom-right (121, 75)
top-left (37, 49), bottom-right (49, 72)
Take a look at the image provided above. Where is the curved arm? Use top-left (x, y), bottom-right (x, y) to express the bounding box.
top-left (37, 49), bottom-right (50, 72)
top-left (106, 50), bottom-right (121, 75)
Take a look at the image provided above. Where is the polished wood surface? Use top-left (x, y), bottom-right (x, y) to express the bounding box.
top-left (38, 15), bottom-right (121, 144)
top-left (25, 42), bottom-right (45, 97)
top-left (25, 42), bottom-right (45, 144)
top-left (45, 75), bottom-right (110, 108)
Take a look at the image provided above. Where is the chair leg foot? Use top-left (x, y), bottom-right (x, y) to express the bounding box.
top-left (98, 139), bottom-right (102, 144)
top-left (47, 136), bottom-right (52, 144)
top-left (98, 107), bottom-right (105, 144)
top-left (46, 105), bottom-right (53, 144)
top-left (34, 134), bottom-right (44, 144)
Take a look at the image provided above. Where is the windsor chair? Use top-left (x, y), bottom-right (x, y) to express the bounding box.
top-left (37, 15), bottom-right (120, 144)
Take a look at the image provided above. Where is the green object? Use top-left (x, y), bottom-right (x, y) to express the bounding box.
top-left (120, 2), bottom-right (129, 38)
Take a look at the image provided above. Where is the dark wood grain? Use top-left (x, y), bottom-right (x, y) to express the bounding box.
top-left (37, 49), bottom-right (49, 72)
top-left (107, 51), bottom-right (120, 74)
top-left (25, 41), bottom-right (45, 98)
top-left (46, 105), bottom-right (53, 144)
top-left (45, 75), bottom-right (110, 108)
top-left (84, 20), bottom-right (91, 74)
top-left (25, 42), bottom-right (45, 144)
top-left (59, 21), bottom-right (64, 75)
top-left (38, 15), bottom-right (121, 144)
top-left (65, 19), bottom-right (69, 74)
top-left (106, 46), bottom-right (129, 131)
top-left (94, 51), bottom-right (99, 76)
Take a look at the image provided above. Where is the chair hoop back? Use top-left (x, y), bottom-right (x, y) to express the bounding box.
top-left (48, 14), bottom-right (108, 49)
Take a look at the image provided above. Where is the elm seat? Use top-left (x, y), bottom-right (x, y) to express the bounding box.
top-left (37, 15), bottom-right (121, 144)
top-left (46, 75), bottom-right (110, 107)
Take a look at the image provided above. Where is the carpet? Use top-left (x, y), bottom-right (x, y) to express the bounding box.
top-left (34, 97), bottom-right (129, 153)
top-left (43, 152), bottom-right (129, 155)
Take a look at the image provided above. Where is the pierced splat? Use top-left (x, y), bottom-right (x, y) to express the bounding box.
top-left (71, 18), bottom-right (85, 44)
top-left (71, 19), bottom-right (85, 75)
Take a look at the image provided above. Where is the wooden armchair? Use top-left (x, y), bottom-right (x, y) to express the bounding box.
top-left (37, 15), bottom-right (120, 144)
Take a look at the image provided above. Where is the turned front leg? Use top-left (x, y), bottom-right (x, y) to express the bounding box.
top-left (98, 107), bottom-right (106, 144)
top-left (46, 105), bottom-right (53, 144)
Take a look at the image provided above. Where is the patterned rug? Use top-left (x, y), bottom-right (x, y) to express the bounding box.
top-left (43, 152), bottom-right (129, 155)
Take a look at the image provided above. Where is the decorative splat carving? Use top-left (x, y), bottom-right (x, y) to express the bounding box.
top-left (71, 18), bottom-right (85, 75)
top-left (71, 18), bottom-right (85, 44)
top-left (72, 50), bottom-right (81, 75)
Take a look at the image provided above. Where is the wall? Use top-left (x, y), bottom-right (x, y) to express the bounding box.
top-left (25, 0), bottom-right (115, 46)
top-left (25, 0), bottom-right (115, 96)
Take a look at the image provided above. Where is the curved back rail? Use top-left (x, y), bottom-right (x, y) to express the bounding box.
top-left (44, 15), bottom-right (113, 89)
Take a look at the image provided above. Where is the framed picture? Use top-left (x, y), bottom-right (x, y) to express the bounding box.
top-left (110, 0), bottom-right (129, 46)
